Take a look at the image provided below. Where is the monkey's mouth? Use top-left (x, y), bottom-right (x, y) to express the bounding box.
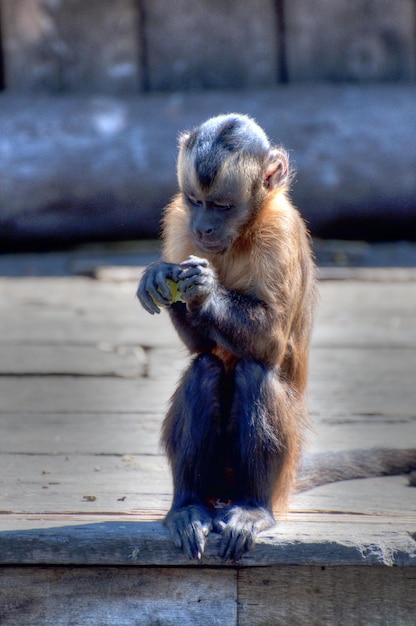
top-left (194, 237), bottom-right (229, 252)
top-left (196, 238), bottom-right (227, 253)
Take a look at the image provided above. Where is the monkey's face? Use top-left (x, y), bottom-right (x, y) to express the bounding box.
top-left (181, 168), bottom-right (258, 254)
top-left (176, 113), bottom-right (287, 254)
top-left (185, 197), bottom-right (247, 254)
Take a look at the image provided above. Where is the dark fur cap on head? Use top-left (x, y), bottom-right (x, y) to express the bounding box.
top-left (178, 113), bottom-right (289, 194)
top-left (179, 114), bottom-right (272, 190)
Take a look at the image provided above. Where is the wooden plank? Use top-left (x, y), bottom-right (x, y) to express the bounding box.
top-left (0, 376), bottom-right (176, 413)
top-left (0, 412), bottom-right (162, 455)
top-left (1, 0), bottom-right (141, 93)
top-left (2, 510), bottom-right (415, 533)
top-left (238, 566), bottom-right (416, 626)
top-left (0, 567), bottom-right (237, 626)
top-left (285, 0), bottom-right (416, 81)
top-left (314, 281), bottom-right (416, 348)
top-left (2, 407), bottom-right (413, 457)
top-left (309, 347), bottom-right (416, 419)
top-left (1, 346), bottom-right (414, 419)
top-left (1, 424), bottom-right (413, 563)
top-left (0, 488), bottom-right (414, 567)
top-left (0, 273), bottom-right (415, 579)
top-left (307, 419), bottom-right (416, 454)
top-left (0, 345), bottom-right (146, 377)
top-left (317, 280), bottom-right (416, 313)
top-left (0, 453), bottom-right (171, 514)
top-left (292, 474), bottom-right (416, 517)
top-left (1, 434), bottom-right (415, 516)
top-left (0, 277), bottom-right (180, 348)
top-left (1, 277), bottom-right (416, 350)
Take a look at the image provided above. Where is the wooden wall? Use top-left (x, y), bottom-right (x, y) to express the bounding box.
top-left (0, 0), bottom-right (415, 94)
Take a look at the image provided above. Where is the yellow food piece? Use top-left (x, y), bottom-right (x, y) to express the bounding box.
top-left (165, 278), bottom-right (184, 303)
top-left (152, 278), bottom-right (184, 306)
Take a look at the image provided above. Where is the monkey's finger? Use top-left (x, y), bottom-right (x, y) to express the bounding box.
top-left (219, 531), bottom-right (236, 562)
top-left (182, 524), bottom-right (207, 560)
top-left (214, 518), bottom-right (227, 533)
top-left (155, 270), bottom-right (172, 301)
top-left (193, 526), bottom-right (208, 560)
top-left (136, 287), bottom-right (161, 315)
top-left (178, 275), bottom-right (206, 292)
top-left (188, 512), bottom-right (212, 557)
top-left (180, 533), bottom-right (198, 560)
top-left (142, 299), bottom-right (161, 315)
top-left (177, 269), bottom-right (203, 286)
top-left (168, 264), bottom-right (183, 282)
top-left (220, 528), bottom-right (252, 563)
top-left (180, 256), bottom-right (209, 269)
top-left (167, 518), bottom-right (196, 560)
top-left (178, 261), bottom-right (203, 275)
top-left (178, 265), bottom-right (213, 288)
top-left (144, 281), bottom-right (171, 311)
top-left (232, 531), bottom-right (254, 562)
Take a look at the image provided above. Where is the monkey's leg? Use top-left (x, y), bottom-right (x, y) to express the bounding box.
top-left (215, 359), bottom-right (298, 561)
top-left (161, 354), bottom-right (225, 559)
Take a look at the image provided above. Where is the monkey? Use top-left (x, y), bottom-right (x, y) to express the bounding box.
top-left (137, 114), bottom-right (416, 561)
top-left (137, 113), bottom-right (416, 561)
top-left (137, 112), bottom-right (316, 561)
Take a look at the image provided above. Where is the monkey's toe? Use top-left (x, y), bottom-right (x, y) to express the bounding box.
top-left (164, 504), bottom-right (213, 560)
top-left (214, 504), bottom-right (275, 562)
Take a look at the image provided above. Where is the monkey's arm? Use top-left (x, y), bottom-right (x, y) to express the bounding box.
top-left (137, 261), bottom-right (182, 315)
top-left (137, 259), bottom-right (217, 353)
top-left (177, 256), bottom-right (287, 366)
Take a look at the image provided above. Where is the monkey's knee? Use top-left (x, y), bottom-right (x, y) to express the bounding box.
top-left (233, 359), bottom-right (275, 408)
top-left (174, 353), bottom-right (224, 397)
top-left (163, 352), bottom-right (225, 449)
top-left (234, 358), bottom-right (268, 384)
top-left (182, 353), bottom-right (225, 396)
top-left (192, 353), bottom-right (225, 376)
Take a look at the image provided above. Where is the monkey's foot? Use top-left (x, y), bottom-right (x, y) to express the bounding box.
top-left (164, 504), bottom-right (213, 560)
top-left (214, 505), bottom-right (275, 562)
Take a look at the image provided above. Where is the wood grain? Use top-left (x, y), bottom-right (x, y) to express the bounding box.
top-left (0, 567), bottom-right (237, 626)
top-left (0, 270), bottom-right (415, 623)
top-left (238, 566), bottom-right (416, 626)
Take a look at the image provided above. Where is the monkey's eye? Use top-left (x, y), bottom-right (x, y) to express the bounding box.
top-left (186, 194), bottom-right (203, 207)
top-left (212, 201), bottom-right (234, 210)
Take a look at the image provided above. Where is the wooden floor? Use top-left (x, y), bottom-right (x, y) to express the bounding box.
top-left (0, 264), bottom-right (416, 625)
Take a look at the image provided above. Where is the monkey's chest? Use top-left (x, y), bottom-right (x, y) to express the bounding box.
top-left (211, 346), bottom-right (239, 371)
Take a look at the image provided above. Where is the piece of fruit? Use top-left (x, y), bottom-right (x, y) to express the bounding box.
top-left (151, 278), bottom-right (184, 306)
top-left (165, 278), bottom-right (184, 303)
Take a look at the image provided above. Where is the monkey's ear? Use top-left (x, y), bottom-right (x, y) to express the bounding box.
top-left (264, 148), bottom-right (289, 190)
top-left (178, 131), bottom-right (192, 149)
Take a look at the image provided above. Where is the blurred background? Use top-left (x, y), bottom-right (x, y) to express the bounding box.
top-left (0, 0), bottom-right (415, 270)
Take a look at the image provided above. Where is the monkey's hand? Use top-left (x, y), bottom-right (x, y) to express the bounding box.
top-left (178, 256), bottom-right (217, 308)
top-left (137, 261), bottom-right (182, 315)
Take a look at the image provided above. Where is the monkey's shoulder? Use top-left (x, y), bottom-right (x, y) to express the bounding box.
top-left (162, 195), bottom-right (195, 262)
top-left (258, 191), bottom-right (308, 241)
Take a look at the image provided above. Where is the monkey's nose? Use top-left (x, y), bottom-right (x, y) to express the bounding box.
top-left (197, 226), bottom-right (214, 239)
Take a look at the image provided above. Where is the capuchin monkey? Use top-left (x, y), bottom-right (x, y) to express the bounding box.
top-left (137, 113), bottom-right (416, 561)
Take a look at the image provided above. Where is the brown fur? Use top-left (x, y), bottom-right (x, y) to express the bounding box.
top-left (162, 185), bottom-right (317, 513)
top-left (139, 114), bottom-right (415, 560)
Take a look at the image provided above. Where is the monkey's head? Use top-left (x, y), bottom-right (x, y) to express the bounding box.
top-left (177, 113), bottom-right (289, 254)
